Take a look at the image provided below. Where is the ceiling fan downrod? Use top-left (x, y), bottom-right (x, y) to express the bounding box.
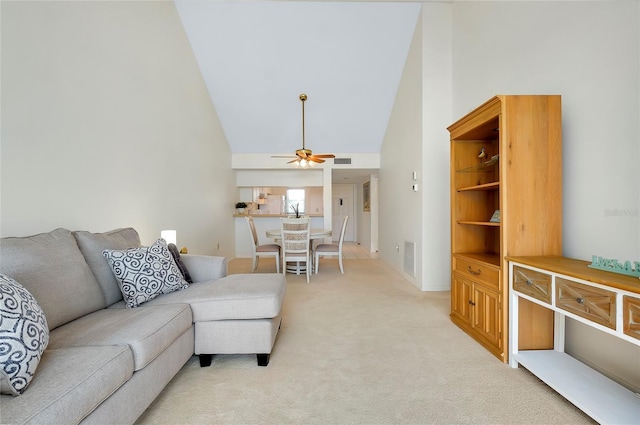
top-left (300, 94), bottom-right (307, 150)
top-left (269, 92), bottom-right (334, 167)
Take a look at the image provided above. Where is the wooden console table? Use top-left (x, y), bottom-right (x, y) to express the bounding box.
top-left (507, 256), bottom-right (640, 424)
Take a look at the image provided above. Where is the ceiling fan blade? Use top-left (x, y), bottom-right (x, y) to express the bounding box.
top-left (309, 157), bottom-right (325, 163)
top-left (311, 154), bottom-right (335, 158)
top-left (287, 159), bottom-right (300, 164)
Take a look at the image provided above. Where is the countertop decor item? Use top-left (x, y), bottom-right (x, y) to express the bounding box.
top-left (235, 202), bottom-right (247, 214)
top-left (290, 203), bottom-right (301, 218)
top-left (589, 255), bottom-right (640, 278)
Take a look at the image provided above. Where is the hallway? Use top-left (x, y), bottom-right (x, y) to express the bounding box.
top-left (341, 241), bottom-right (378, 259)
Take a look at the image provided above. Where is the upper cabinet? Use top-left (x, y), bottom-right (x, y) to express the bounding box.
top-left (448, 95), bottom-right (563, 362)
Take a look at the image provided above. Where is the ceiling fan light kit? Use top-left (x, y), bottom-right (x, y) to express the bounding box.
top-left (272, 94), bottom-right (335, 168)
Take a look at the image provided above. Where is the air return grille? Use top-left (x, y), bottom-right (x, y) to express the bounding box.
top-left (404, 241), bottom-right (415, 277)
top-left (333, 158), bottom-right (352, 165)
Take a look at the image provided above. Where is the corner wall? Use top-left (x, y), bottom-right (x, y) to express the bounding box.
top-left (0, 1), bottom-right (235, 256)
top-left (380, 4), bottom-right (452, 291)
top-left (420, 3), bottom-right (453, 291)
top-left (379, 8), bottom-right (423, 288)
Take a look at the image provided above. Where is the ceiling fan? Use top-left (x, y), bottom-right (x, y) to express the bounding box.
top-left (272, 94), bottom-right (335, 168)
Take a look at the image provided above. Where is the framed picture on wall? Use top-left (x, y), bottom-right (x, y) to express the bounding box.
top-left (363, 181), bottom-right (370, 212)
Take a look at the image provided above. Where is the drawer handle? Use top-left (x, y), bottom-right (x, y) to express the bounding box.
top-left (468, 266), bottom-right (481, 276)
top-left (576, 297), bottom-right (585, 305)
top-left (468, 300), bottom-right (476, 306)
top-left (526, 279), bottom-right (533, 286)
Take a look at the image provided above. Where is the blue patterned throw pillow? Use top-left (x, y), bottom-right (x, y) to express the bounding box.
top-left (102, 238), bottom-right (189, 308)
top-left (0, 274), bottom-right (49, 396)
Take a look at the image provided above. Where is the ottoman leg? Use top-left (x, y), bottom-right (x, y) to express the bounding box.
top-left (257, 353), bottom-right (270, 366)
top-left (199, 354), bottom-right (213, 367)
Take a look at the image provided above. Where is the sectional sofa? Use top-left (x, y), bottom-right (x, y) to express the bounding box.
top-left (0, 227), bottom-right (286, 425)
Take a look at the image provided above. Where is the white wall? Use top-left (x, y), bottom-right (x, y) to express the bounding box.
top-left (420, 3), bottom-right (453, 291)
top-left (380, 8), bottom-right (424, 288)
top-left (451, 0), bottom-right (639, 392)
top-left (235, 169), bottom-right (324, 187)
top-left (380, 4), bottom-right (452, 291)
top-left (369, 175), bottom-right (379, 253)
top-left (0, 1), bottom-right (236, 256)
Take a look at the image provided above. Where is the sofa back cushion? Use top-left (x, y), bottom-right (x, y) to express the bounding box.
top-left (0, 228), bottom-right (106, 330)
top-left (73, 228), bottom-right (141, 306)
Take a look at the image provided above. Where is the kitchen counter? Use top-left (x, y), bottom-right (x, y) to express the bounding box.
top-left (233, 213), bottom-right (324, 218)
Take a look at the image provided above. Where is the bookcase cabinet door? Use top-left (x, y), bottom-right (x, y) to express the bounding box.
top-left (472, 284), bottom-right (502, 350)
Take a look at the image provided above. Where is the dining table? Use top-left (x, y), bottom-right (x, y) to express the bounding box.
top-left (265, 228), bottom-right (332, 241)
top-left (266, 228), bottom-right (332, 274)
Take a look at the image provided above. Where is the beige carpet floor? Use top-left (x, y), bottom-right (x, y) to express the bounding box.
top-left (135, 257), bottom-right (593, 425)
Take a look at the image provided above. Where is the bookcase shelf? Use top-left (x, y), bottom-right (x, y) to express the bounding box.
top-left (458, 182), bottom-right (500, 192)
top-left (457, 221), bottom-right (500, 227)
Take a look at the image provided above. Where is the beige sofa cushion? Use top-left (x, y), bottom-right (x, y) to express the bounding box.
top-left (48, 304), bottom-right (192, 371)
top-left (73, 228), bottom-right (141, 306)
top-left (179, 254), bottom-right (227, 283)
top-left (0, 345), bottom-right (133, 425)
top-left (142, 273), bottom-right (286, 321)
top-left (0, 228), bottom-right (106, 330)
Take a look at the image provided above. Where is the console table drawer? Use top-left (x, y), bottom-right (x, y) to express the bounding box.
top-left (556, 278), bottom-right (616, 329)
top-left (623, 296), bottom-right (640, 340)
top-left (454, 257), bottom-right (499, 289)
top-left (512, 266), bottom-right (552, 304)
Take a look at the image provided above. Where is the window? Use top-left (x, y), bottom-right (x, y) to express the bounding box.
top-left (286, 189), bottom-right (305, 214)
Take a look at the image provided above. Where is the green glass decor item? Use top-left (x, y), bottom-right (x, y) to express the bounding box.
top-left (588, 256), bottom-right (640, 278)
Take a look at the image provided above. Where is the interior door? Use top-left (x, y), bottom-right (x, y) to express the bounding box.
top-left (332, 184), bottom-right (355, 242)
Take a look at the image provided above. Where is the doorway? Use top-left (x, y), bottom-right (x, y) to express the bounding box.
top-left (332, 184), bottom-right (355, 242)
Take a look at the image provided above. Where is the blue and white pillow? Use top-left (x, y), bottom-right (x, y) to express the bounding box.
top-left (103, 238), bottom-right (189, 308)
top-left (0, 274), bottom-right (49, 396)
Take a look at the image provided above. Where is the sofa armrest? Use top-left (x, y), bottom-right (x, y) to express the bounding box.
top-left (180, 254), bottom-right (227, 282)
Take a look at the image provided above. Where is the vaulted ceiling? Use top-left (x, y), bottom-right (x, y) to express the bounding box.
top-left (174, 1), bottom-right (421, 157)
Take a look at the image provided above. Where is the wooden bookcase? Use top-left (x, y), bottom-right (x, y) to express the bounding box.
top-left (447, 95), bottom-right (563, 362)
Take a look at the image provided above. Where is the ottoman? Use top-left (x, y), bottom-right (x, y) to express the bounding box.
top-left (195, 273), bottom-right (286, 366)
top-left (146, 272), bottom-right (287, 366)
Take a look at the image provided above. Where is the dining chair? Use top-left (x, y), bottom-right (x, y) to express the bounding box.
top-left (314, 216), bottom-right (349, 274)
top-left (246, 216), bottom-right (280, 273)
top-left (280, 217), bottom-right (311, 283)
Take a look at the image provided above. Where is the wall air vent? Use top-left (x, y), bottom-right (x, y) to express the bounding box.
top-left (404, 241), bottom-right (415, 277)
top-left (333, 158), bottom-right (352, 165)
